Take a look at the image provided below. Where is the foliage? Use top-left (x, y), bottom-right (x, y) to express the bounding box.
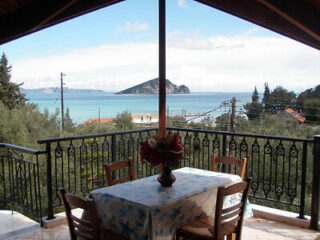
top-left (113, 110), bottom-right (133, 129)
top-left (262, 82), bottom-right (271, 113)
top-left (0, 102), bottom-right (61, 148)
top-left (244, 102), bottom-right (263, 120)
top-left (269, 86), bottom-right (296, 113)
top-left (303, 99), bottom-right (320, 124)
top-left (252, 86), bottom-right (259, 102)
top-left (244, 86), bottom-right (263, 120)
top-left (0, 53), bottom-right (26, 109)
top-left (167, 116), bottom-right (188, 128)
top-left (63, 107), bottom-right (76, 132)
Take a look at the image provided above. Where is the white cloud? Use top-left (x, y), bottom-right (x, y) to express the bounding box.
top-left (117, 22), bottom-right (150, 33)
top-left (11, 31), bottom-right (320, 93)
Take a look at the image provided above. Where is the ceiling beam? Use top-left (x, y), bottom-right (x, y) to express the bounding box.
top-left (256, 0), bottom-right (320, 42)
top-left (0, 0), bottom-right (124, 45)
top-left (194, 0), bottom-right (320, 50)
top-left (33, 0), bottom-right (80, 31)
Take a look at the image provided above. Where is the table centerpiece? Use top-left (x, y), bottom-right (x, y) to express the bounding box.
top-left (140, 133), bottom-right (185, 187)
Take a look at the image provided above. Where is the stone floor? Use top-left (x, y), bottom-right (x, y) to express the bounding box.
top-left (3, 217), bottom-right (320, 240)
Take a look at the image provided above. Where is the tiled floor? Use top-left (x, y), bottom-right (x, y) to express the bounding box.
top-left (4, 217), bottom-right (320, 240)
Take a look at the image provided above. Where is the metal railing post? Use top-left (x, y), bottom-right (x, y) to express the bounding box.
top-left (299, 142), bottom-right (307, 219)
top-left (111, 135), bottom-right (117, 163)
top-left (46, 143), bottom-right (54, 220)
top-left (311, 135), bottom-right (320, 230)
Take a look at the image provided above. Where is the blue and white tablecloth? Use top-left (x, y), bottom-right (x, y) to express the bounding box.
top-left (90, 167), bottom-right (252, 240)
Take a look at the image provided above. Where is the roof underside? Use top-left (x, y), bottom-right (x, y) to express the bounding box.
top-left (0, 0), bottom-right (319, 51)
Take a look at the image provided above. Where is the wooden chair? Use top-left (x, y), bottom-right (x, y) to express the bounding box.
top-left (176, 178), bottom-right (252, 240)
top-left (211, 154), bottom-right (247, 180)
top-left (104, 158), bottom-right (135, 186)
top-left (59, 188), bottom-right (127, 240)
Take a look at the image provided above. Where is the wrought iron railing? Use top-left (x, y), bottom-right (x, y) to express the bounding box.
top-left (0, 143), bottom-right (44, 225)
top-left (1, 128), bottom-right (320, 230)
top-left (167, 127), bottom-right (313, 220)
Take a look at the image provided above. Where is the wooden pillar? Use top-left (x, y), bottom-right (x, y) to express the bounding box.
top-left (159, 0), bottom-right (166, 138)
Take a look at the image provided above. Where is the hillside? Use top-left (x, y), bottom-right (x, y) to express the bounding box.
top-left (21, 87), bottom-right (105, 94)
top-left (116, 78), bottom-right (190, 94)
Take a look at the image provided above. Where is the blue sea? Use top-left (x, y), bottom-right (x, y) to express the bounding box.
top-left (25, 92), bottom-right (252, 124)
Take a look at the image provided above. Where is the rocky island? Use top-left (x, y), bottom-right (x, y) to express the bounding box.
top-left (116, 78), bottom-right (190, 94)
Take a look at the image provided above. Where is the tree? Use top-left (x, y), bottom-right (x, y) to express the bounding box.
top-left (244, 87), bottom-right (263, 120)
top-left (303, 99), bottom-right (320, 123)
top-left (113, 110), bottom-right (133, 129)
top-left (0, 53), bottom-right (26, 109)
top-left (252, 86), bottom-right (259, 102)
top-left (64, 108), bottom-right (76, 132)
top-left (262, 82), bottom-right (271, 113)
top-left (269, 86), bottom-right (296, 113)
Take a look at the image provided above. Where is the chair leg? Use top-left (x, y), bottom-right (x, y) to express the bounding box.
top-left (226, 233), bottom-right (235, 240)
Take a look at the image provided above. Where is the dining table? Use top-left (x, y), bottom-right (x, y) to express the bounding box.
top-left (90, 167), bottom-right (253, 240)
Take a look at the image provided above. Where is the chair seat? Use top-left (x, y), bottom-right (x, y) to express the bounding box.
top-left (177, 216), bottom-right (237, 240)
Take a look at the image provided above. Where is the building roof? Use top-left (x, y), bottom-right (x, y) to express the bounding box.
top-left (283, 108), bottom-right (306, 123)
top-left (0, 0), bottom-right (319, 50)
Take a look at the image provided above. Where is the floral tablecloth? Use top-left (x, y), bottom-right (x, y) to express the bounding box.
top-left (90, 167), bottom-right (252, 240)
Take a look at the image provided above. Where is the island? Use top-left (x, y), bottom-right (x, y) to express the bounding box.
top-left (116, 78), bottom-right (190, 94)
top-left (21, 87), bottom-right (105, 94)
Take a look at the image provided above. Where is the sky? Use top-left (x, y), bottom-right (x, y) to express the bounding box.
top-left (1, 0), bottom-right (319, 93)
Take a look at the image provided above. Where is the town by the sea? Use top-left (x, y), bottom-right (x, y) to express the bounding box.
top-left (25, 92), bottom-right (252, 124)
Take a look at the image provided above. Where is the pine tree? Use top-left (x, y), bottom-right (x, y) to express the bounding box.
top-left (252, 86), bottom-right (259, 102)
top-left (0, 53), bottom-right (26, 109)
top-left (244, 87), bottom-right (263, 120)
top-left (262, 82), bottom-right (271, 113)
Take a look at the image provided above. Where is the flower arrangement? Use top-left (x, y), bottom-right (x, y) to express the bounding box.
top-left (140, 133), bottom-right (185, 166)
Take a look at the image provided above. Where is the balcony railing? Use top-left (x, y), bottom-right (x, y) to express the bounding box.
top-left (0, 143), bottom-right (45, 225)
top-left (1, 128), bottom-right (320, 230)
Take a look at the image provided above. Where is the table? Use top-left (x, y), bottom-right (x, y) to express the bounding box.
top-left (90, 167), bottom-right (252, 240)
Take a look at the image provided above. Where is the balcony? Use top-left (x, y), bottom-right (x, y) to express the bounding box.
top-left (1, 127), bottom-right (320, 239)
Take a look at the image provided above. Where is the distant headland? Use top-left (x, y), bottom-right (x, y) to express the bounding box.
top-left (116, 78), bottom-right (190, 94)
top-left (21, 87), bottom-right (105, 94)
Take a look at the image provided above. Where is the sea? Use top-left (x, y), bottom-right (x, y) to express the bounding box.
top-left (25, 92), bottom-right (252, 124)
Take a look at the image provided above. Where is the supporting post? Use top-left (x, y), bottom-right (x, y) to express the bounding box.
top-left (311, 135), bottom-right (320, 230)
top-left (45, 143), bottom-right (54, 220)
top-left (159, 0), bottom-right (166, 138)
top-left (60, 72), bottom-right (65, 130)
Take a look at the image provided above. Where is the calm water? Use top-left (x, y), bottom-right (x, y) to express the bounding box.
top-left (25, 92), bottom-right (252, 124)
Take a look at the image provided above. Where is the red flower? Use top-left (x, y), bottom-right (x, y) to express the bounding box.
top-left (139, 133), bottom-right (186, 166)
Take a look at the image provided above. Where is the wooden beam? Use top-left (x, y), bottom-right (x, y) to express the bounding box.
top-left (194, 0), bottom-right (320, 51)
top-left (159, 0), bottom-right (166, 138)
top-left (33, 0), bottom-right (79, 31)
top-left (0, 0), bottom-right (124, 45)
top-left (257, 0), bottom-right (320, 42)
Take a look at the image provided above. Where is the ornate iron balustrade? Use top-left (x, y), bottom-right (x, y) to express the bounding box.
top-left (167, 127), bottom-right (313, 221)
top-left (0, 143), bottom-right (44, 224)
top-left (37, 128), bottom-right (159, 219)
top-left (1, 128), bottom-right (320, 230)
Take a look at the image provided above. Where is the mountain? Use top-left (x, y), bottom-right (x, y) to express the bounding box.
top-left (116, 79), bottom-right (190, 94)
top-left (21, 87), bottom-right (105, 94)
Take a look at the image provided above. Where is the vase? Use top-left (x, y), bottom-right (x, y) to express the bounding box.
top-left (157, 162), bottom-right (176, 187)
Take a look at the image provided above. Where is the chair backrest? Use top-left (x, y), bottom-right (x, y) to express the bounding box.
top-left (104, 158), bottom-right (135, 186)
top-left (59, 188), bottom-right (100, 240)
top-left (212, 178), bottom-right (252, 240)
top-left (211, 154), bottom-right (247, 180)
